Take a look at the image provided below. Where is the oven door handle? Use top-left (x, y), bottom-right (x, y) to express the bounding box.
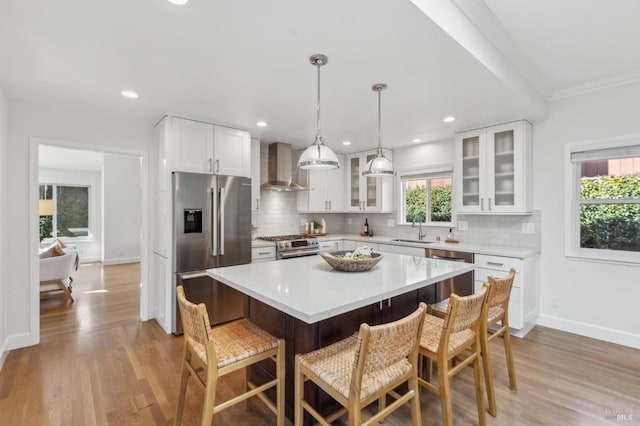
top-left (279, 250), bottom-right (319, 259)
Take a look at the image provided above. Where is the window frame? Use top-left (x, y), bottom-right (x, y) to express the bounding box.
top-left (564, 136), bottom-right (640, 265)
top-left (397, 165), bottom-right (455, 227)
top-left (39, 182), bottom-right (94, 242)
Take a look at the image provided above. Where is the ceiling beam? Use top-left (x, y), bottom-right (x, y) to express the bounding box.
top-left (410, 0), bottom-right (547, 121)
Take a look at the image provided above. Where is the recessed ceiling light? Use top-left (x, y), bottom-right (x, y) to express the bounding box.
top-left (443, 116), bottom-right (456, 123)
top-left (167, 0), bottom-right (188, 5)
top-left (411, 138), bottom-right (422, 143)
top-left (121, 90), bottom-right (138, 99)
top-left (342, 140), bottom-right (351, 146)
top-left (256, 121), bottom-right (268, 127)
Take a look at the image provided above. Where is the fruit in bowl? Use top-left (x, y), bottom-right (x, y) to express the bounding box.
top-left (319, 250), bottom-right (383, 272)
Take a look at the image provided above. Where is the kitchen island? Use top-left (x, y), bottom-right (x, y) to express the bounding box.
top-left (208, 253), bottom-right (474, 422)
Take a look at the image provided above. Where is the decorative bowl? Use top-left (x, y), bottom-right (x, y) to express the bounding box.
top-left (319, 250), bottom-right (383, 272)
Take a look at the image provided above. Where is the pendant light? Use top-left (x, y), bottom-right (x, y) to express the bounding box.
top-left (297, 54), bottom-right (340, 170)
top-left (362, 83), bottom-right (396, 177)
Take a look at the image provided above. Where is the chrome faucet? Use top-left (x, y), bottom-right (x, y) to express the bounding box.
top-left (412, 220), bottom-right (427, 240)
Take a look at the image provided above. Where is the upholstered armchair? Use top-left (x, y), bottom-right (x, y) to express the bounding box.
top-left (40, 250), bottom-right (78, 303)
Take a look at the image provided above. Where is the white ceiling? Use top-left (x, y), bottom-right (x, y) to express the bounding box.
top-left (2, 0), bottom-right (639, 153)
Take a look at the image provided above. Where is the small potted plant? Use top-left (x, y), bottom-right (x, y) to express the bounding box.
top-left (312, 220), bottom-right (321, 234)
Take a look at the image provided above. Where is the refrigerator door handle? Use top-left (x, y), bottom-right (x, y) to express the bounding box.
top-left (219, 187), bottom-right (225, 255)
top-left (211, 188), bottom-right (218, 256)
top-left (179, 271), bottom-right (208, 280)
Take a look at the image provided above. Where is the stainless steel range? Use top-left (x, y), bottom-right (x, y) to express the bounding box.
top-left (258, 235), bottom-right (320, 260)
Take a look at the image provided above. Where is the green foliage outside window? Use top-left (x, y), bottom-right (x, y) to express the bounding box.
top-left (405, 185), bottom-right (426, 223)
top-left (39, 216), bottom-right (53, 241)
top-left (431, 184), bottom-right (452, 222)
top-left (405, 184), bottom-right (452, 223)
top-left (56, 186), bottom-right (89, 237)
top-left (580, 175), bottom-right (640, 252)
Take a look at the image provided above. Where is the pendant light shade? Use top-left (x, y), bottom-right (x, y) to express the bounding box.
top-left (298, 54), bottom-right (340, 170)
top-left (362, 83), bottom-right (396, 177)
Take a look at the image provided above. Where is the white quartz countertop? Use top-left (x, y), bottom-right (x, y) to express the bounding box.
top-left (321, 234), bottom-right (540, 258)
top-left (209, 253), bottom-right (474, 324)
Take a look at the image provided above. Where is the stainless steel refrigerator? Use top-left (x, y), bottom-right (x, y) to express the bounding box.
top-left (172, 172), bottom-right (251, 334)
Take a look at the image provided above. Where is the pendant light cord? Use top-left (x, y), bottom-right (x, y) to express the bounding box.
top-left (316, 63), bottom-right (321, 141)
top-left (377, 86), bottom-right (382, 153)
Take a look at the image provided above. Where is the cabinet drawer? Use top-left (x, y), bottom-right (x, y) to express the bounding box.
top-left (475, 267), bottom-right (521, 288)
top-left (252, 246), bottom-right (276, 262)
top-left (319, 240), bottom-right (341, 252)
top-left (474, 254), bottom-right (521, 272)
top-left (378, 243), bottom-right (425, 257)
top-left (343, 240), bottom-right (378, 251)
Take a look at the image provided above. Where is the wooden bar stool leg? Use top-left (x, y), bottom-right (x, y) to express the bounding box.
top-left (438, 355), bottom-right (453, 426)
top-left (408, 369), bottom-right (421, 426)
top-left (481, 328), bottom-right (497, 417)
top-left (503, 321), bottom-right (517, 391)
top-left (294, 355), bottom-right (303, 426)
top-left (473, 343), bottom-right (487, 426)
top-left (175, 349), bottom-right (190, 426)
top-left (378, 396), bottom-right (386, 423)
top-left (201, 370), bottom-right (217, 426)
top-left (276, 341), bottom-right (285, 426)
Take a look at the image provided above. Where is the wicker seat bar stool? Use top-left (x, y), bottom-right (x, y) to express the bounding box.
top-left (175, 286), bottom-right (285, 426)
top-left (294, 303), bottom-right (427, 426)
top-left (419, 288), bottom-right (488, 426)
top-left (429, 268), bottom-right (517, 416)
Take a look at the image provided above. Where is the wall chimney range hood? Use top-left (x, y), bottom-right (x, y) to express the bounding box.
top-left (260, 142), bottom-right (306, 192)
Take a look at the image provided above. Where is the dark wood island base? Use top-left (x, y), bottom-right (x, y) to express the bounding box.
top-left (246, 286), bottom-right (437, 424)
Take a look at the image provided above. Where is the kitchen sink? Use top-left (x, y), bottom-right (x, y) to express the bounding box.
top-left (390, 239), bottom-right (436, 244)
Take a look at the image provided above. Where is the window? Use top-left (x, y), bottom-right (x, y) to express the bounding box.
top-left (566, 140), bottom-right (640, 263)
top-left (39, 184), bottom-right (92, 240)
top-left (399, 167), bottom-right (453, 226)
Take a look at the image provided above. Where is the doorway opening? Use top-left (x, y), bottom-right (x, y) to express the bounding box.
top-left (30, 138), bottom-right (150, 346)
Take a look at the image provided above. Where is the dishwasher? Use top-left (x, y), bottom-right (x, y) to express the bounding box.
top-left (426, 248), bottom-right (474, 302)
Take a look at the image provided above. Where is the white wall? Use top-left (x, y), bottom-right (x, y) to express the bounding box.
top-left (6, 100), bottom-right (152, 349)
top-left (0, 88), bottom-right (8, 367)
top-left (392, 138), bottom-right (454, 169)
top-left (103, 154), bottom-right (141, 264)
top-left (534, 81), bottom-right (640, 349)
top-left (39, 167), bottom-right (102, 262)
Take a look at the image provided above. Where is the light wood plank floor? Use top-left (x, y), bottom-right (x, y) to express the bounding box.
top-left (1, 262), bottom-right (638, 425)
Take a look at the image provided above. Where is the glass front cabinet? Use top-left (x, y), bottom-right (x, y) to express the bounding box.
top-left (346, 149), bottom-right (394, 212)
top-left (454, 120), bottom-right (532, 214)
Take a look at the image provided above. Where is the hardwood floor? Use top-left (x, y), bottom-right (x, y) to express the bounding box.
top-left (1, 262), bottom-right (638, 425)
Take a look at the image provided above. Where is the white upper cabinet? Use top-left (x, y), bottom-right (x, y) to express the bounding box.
top-left (297, 153), bottom-right (345, 212)
top-left (168, 117), bottom-right (251, 177)
top-left (454, 120), bottom-right (532, 214)
top-left (213, 125), bottom-right (251, 177)
top-left (251, 138), bottom-right (261, 212)
top-left (346, 149), bottom-right (394, 212)
top-left (168, 117), bottom-right (215, 173)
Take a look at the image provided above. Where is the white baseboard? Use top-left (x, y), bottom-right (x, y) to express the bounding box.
top-left (102, 257), bottom-right (140, 266)
top-left (6, 331), bottom-right (38, 351)
top-left (537, 313), bottom-right (640, 349)
top-left (79, 256), bottom-right (102, 264)
top-left (0, 338), bottom-right (9, 371)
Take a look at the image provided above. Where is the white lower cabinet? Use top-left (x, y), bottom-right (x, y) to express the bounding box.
top-left (152, 253), bottom-right (171, 333)
top-left (252, 246), bottom-right (276, 262)
top-left (473, 253), bottom-right (538, 337)
top-left (318, 240), bottom-right (342, 252)
top-left (343, 240), bottom-right (379, 251)
top-left (378, 243), bottom-right (425, 257)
